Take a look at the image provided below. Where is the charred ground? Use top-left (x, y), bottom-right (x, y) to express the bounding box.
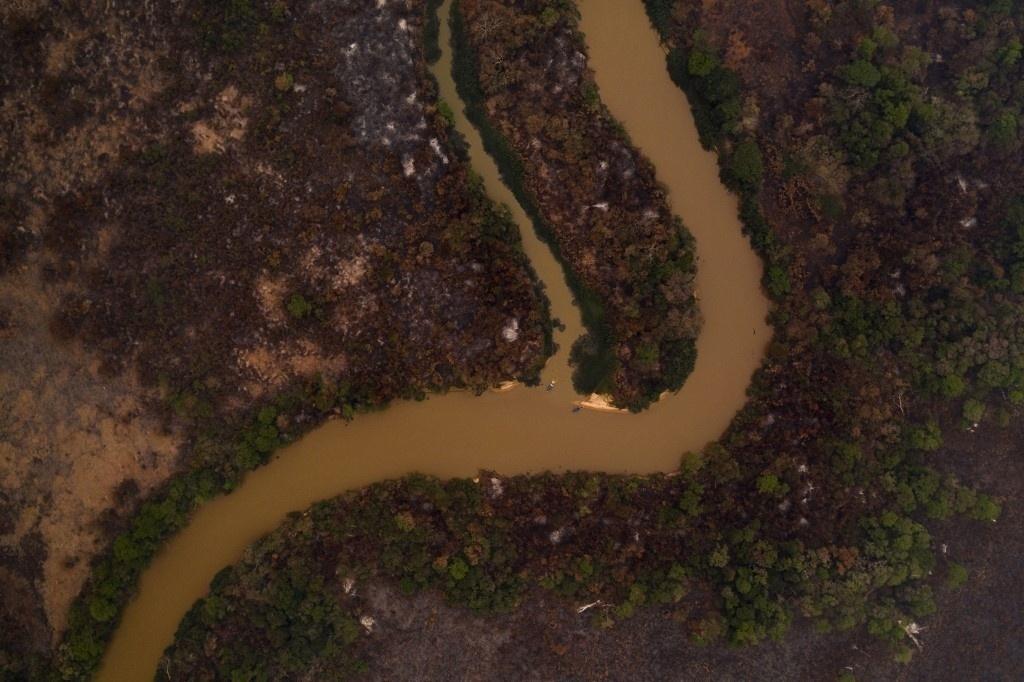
top-left (454, 0), bottom-right (702, 410)
top-left (1, 0), bottom-right (550, 673)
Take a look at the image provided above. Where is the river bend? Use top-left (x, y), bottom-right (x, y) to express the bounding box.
top-left (98, 1), bottom-right (769, 678)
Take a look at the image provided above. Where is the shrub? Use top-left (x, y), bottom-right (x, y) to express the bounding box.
top-left (287, 293), bottom-right (312, 319)
top-left (988, 110), bottom-right (1019, 151)
top-left (274, 72), bottom-right (294, 92)
top-left (728, 140), bottom-right (765, 190)
top-left (688, 48), bottom-right (718, 78)
top-left (843, 59), bottom-right (882, 88)
top-left (946, 562), bottom-right (968, 589)
top-left (962, 398), bottom-right (985, 424)
top-left (756, 473), bottom-right (788, 497)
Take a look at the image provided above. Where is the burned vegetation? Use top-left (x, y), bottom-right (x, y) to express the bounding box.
top-left (45, 0), bottom-right (551, 413)
top-left (1, 0), bottom-right (550, 673)
top-left (453, 0), bottom-right (702, 410)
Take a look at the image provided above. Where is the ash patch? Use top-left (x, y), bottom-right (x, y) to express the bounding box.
top-left (323, 0), bottom-right (447, 183)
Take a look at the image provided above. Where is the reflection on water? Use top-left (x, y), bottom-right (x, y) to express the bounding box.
top-left (98, 1), bottom-right (769, 678)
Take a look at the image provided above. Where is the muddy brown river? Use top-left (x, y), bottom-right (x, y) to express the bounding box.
top-left (98, 1), bottom-right (769, 678)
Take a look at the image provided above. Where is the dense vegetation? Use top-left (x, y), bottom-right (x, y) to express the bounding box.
top-left (648, 0), bottom-right (1024, 427)
top-left (453, 0), bottom-right (702, 410)
top-left (161, 431), bottom-right (999, 677)
top-left (159, 0), bottom-right (1024, 677)
top-left (9, 0), bottom-right (1024, 678)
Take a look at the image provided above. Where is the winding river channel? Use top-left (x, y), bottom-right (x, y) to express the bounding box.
top-left (98, 1), bottom-right (769, 678)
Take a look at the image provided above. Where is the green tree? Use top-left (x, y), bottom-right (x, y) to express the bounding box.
top-left (843, 59), bottom-right (882, 88)
top-left (287, 293), bottom-right (312, 319)
top-left (729, 140), bottom-right (765, 189)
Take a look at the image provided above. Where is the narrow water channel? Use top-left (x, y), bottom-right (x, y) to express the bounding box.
top-left (98, 1), bottom-right (769, 678)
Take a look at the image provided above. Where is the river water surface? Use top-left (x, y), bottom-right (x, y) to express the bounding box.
top-left (99, 1), bottom-right (769, 678)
